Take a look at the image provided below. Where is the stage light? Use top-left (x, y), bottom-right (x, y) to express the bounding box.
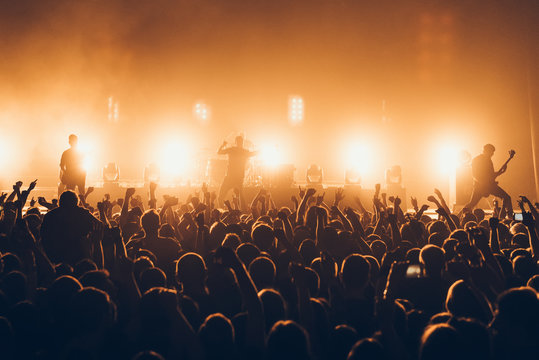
top-left (385, 165), bottom-right (402, 185)
top-left (344, 142), bottom-right (372, 175)
top-left (437, 145), bottom-right (459, 175)
top-left (158, 140), bottom-right (193, 181)
top-left (77, 140), bottom-right (96, 174)
top-left (194, 102), bottom-right (210, 123)
top-left (345, 168), bottom-right (361, 185)
top-left (259, 144), bottom-right (283, 168)
top-left (288, 95), bottom-right (304, 125)
top-left (103, 162), bottom-right (120, 182)
top-left (306, 164), bottom-right (323, 184)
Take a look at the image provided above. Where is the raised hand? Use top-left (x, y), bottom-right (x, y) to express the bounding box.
top-left (522, 211), bottom-right (535, 228)
top-left (14, 181), bottom-right (23, 191)
top-left (125, 188), bottom-right (136, 199)
top-left (468, 226), bottom-right (489, 250)
top-left (305, 187), bottom-right (317, 198)
top-left (427, 195), bottom-right (441, 208)
top-left (410, 196), bottom-right (418, 210)
top-left (29, 197), bottom-right (36, 207)
top-left (334, 187), bottom-right (345, 206)
top-left (28, 179), bottom-right (38, 192)
top-left (164, 195), bottom-right (179, 207)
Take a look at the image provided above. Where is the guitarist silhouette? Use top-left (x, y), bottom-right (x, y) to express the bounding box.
top-left (464, 144), bottom-right (515, 217)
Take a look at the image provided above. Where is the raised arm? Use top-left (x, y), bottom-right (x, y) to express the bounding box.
top-left (216, 246), bottom-right (265, 352)
top-left (296, 187), bottom-right (316, 225)
top-left (522, 210), bottom-right (539, 261)
top-left (119, 188), bottom-right (136, 228)
top-left (217, 141), bottom-right (228, 155)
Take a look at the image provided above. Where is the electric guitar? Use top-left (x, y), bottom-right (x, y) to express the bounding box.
top-left (493, 149), bottom-right (516, 184)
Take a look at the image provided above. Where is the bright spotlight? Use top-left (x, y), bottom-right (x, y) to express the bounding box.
top-left (193, 102), bottom-right (211, 123)
top-left (158, 140), bottom-right (192, 179)
top-left (288, 95), bottom-right (304, 125)
top-left (259, 144), bottom-right (283, 168)
top-left (345, 143), bottom-right (372, 175)
top-left (437, 145), bottom-right (459, 175)
top-left (77, 140), bottom-right (96, 173)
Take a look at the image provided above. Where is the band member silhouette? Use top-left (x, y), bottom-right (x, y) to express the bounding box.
top-left (464, 143), bottom-right (514, 216)
top-left (217, 135), bottom-right (257, 210)
top-left (59, 134), bottom-right (86, 196)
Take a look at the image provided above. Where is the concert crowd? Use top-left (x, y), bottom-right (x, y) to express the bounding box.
top-left (0, 178), bottom-right (538, 360)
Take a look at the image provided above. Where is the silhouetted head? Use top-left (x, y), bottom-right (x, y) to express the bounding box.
top-left (68, 134), bottom-right (78, 148)
top-left (47, 275), bottom-right (82, 323)
top-left (419, 323), bottom-right (461, 360)
top-left (141, 210), bottom-right (160, 236)
top-left (139, 267), bottom-right (167, 294)
top-left (79, 270), bottom-right (117, 300)
top-left (59, 190), bottom-right (79, 208)
top-left (445, 279), bottom-right (492, 323)
top-left (175, 252), bottom-right (206, 288)
top-left (221, 233), bottom-right (241, 250)
top-left (347, 337), bottom-right (386, 360)
top-left (448, 317), bottom-right (491, 360)
top-left (527, 275), bottom-right (539, 292)
top-left (235, 135), bottom-right (244, 148)
top-left (236, 242), bottom-right (260, 266)
top-left (249, 256), bottom-right (276, 291)
top-left (326, 325), bottom-right (358, 360)
top-left (483, 144), bottom-right (495, 157)
top-left (340, 254), bottom-right (370, 292)
top-left (139, 287), bottom-right (178, 331)
top-left (259, 289), bottom-right (287, 332)
top-left (68, 287), bottom-right (116, 337)
top-left (267, 320), bottom-right (311, 360)
top-left (73, 259), bottom-right (98, 279)
top-left (198, 313), bottom-right (236, 359)
top-left (419, 245), bottom-right (445, 278)
top-left (251, 223), bottom-right (275, 252)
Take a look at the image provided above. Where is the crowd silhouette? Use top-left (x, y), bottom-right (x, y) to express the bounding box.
top-left (0, 174), bottom-right (538, 360)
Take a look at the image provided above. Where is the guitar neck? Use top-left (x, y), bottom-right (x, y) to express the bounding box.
top-left (496, 156), bottom-right (514, 175)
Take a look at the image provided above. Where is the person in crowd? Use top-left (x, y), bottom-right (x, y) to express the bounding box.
top-left (0, 174), bottom-right (537, 360)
